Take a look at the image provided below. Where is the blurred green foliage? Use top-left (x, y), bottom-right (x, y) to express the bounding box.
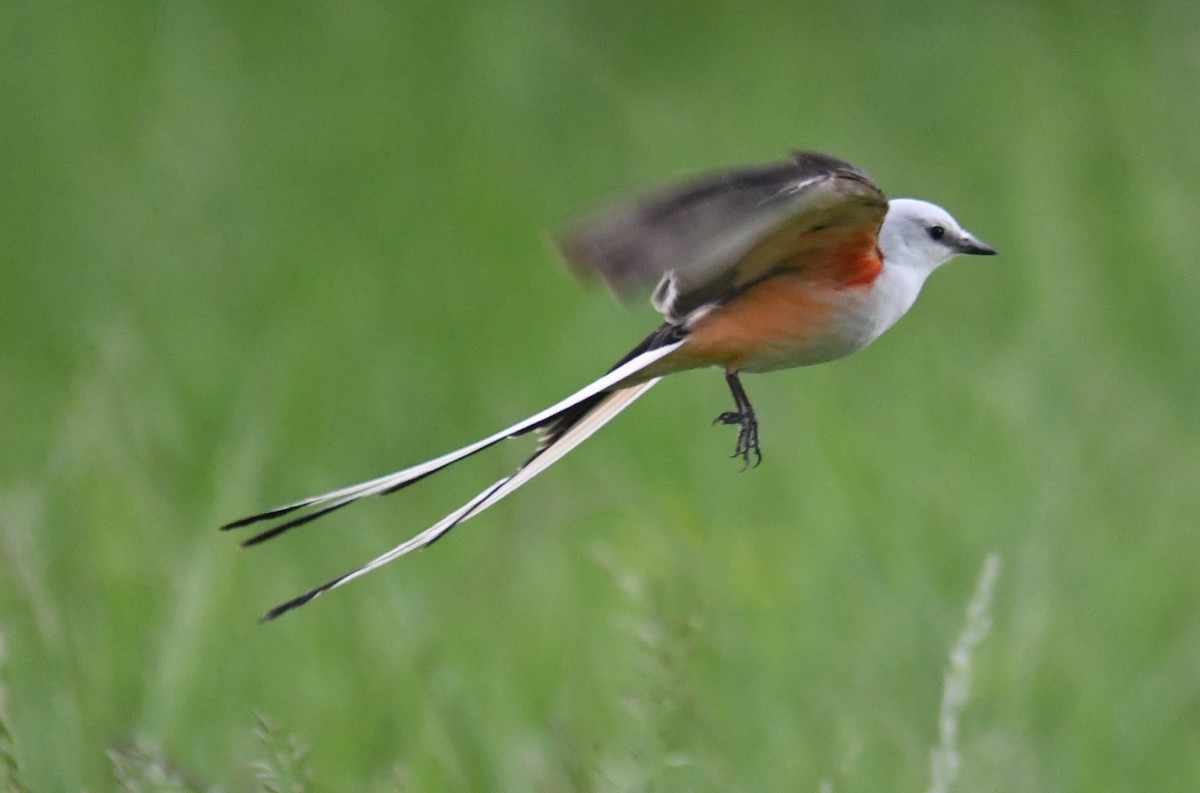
top-left (2, 0), bottom-right (1198, 790)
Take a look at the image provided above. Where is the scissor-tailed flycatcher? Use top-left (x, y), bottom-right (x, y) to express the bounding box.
top-left (223, 151), bottom-right (995, 620)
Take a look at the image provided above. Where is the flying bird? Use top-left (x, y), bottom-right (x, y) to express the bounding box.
top-left (223, 151), bottom-right (995, 620)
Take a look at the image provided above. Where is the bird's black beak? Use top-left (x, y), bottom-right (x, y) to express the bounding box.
top-left (957, 233), bottom-right (997, 256)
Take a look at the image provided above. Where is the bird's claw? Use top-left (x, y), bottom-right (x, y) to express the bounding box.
top-left (713, 409), bottom-right (761, 470)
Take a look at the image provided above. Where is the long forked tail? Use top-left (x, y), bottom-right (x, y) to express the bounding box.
top-left (222, 328), bottom-right (685, 620)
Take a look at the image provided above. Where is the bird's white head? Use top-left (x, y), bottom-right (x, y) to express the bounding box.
top-left (878, 198), bottom-right (996, 274)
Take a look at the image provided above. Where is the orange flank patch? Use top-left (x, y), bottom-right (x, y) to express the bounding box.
top-left (637, 219), bottom-right (886, 377)
top-left (842, 248), bottom-right (884, 285)
top-left (652, 225), bottom-right (884, 373)
top-left (675, 276), bottom-right (843, 371)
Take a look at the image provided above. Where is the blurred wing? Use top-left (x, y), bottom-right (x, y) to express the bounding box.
top-left (559, 151), bottom-right (887, 321)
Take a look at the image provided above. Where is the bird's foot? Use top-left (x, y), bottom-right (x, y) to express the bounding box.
top-left (713, 410), bottom-right (761, 470)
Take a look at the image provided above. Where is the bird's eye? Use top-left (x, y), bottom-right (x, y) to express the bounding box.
top-left (928, 225), bottom-right (946, 241)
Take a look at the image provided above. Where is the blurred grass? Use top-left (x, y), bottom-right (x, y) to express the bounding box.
top-left (2, 0), bottom-right (1199, 790)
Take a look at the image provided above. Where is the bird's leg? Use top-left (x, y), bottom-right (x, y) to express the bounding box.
top-left (713, 371), bottom-right (761, 469)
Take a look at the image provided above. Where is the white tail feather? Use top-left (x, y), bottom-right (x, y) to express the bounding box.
top-left (224, 340), bottom-right (683, 539)
top-left (262, 379), bottom-right (661, 619)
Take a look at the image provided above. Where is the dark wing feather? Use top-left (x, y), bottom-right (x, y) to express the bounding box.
top-left (559, 151), bottom-right (887, 321)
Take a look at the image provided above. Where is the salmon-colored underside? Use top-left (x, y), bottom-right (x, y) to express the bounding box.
top-left (674, 277), bottom-right (847, 370)
top-left (664, 225), bottom-right (883, 371)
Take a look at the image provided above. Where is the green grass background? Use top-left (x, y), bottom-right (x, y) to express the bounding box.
top-left (2, 0), bottom-right (1199, 790)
